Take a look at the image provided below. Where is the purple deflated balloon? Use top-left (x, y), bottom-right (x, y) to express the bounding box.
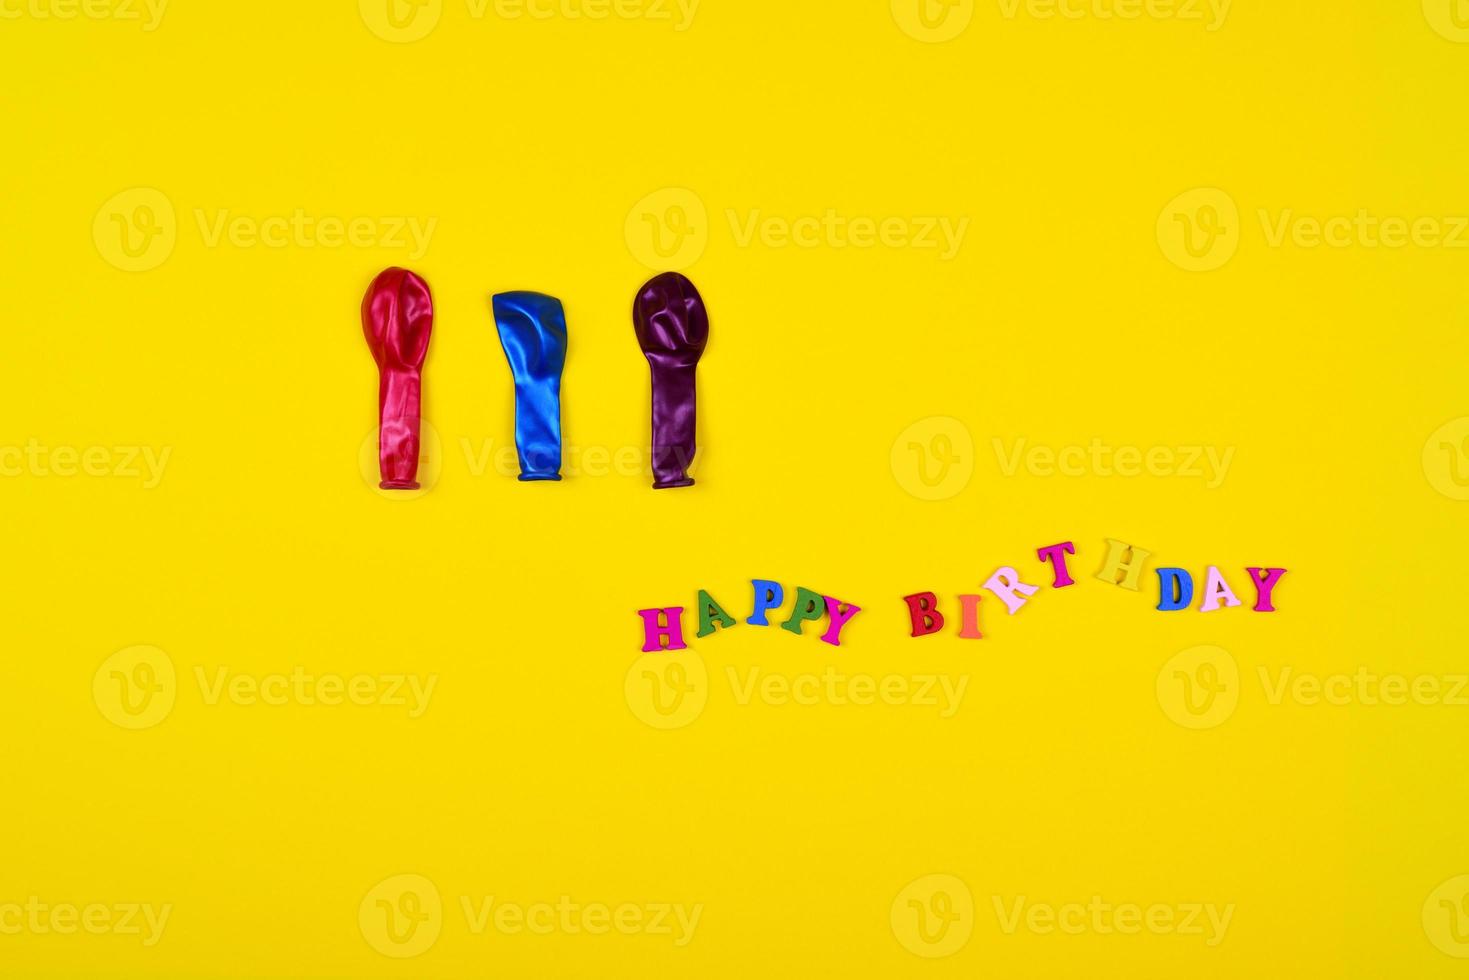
top-left (632, 272), bottom-right (708, 489)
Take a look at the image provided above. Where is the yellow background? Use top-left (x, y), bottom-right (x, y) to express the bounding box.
top-left (3, 0), bottom-right (1468, 975)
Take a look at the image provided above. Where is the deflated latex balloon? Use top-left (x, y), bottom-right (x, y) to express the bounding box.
top-left (633, 272), bottom-right (708, 489)
top-left (492, 291), bottom-right (569, 481)
top-left (362, 267), bottom-right (433, 490)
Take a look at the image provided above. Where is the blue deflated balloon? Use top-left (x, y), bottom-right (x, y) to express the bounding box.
top-left (492, 291), bottom-right (568, 481)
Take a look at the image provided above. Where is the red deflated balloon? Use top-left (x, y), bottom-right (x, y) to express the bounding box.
top-left (362, 267), bottom-right (433, 490)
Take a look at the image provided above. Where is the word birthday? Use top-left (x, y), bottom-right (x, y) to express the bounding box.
top-left (636, 539), bottom-right (1286, 650)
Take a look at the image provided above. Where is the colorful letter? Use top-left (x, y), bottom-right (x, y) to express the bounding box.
top-left (983, 567), bottom-right (1040, 615)
top-left (747, 579), bottom-right (784, 626)
top-left (781, 587), bottom-right (826, 637)
top-left (1036, 541), bottom-right (1077, 587)
top-left (957, 594), bottom-right (983, 639)
top-left (904, 592), bottom-right (945, 637)
top-left (1095, 538), bottom-right (1153, 591)
top-left (696, 590), bottom-right (736, 638)
top-left (820, 596), bottom-right (863, 647)
top-left (1156, 568), bottom-right (1194, 611)
top-left (1246, 567), bottom-right (1287, 612)
top-left (1200, 566), bottom-right (1243, 612)
top-left (637, 607), bottom-right (686, 652)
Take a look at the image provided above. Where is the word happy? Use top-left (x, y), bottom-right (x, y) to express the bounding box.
top-left (636, 539), bottom-right (1286, 650)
